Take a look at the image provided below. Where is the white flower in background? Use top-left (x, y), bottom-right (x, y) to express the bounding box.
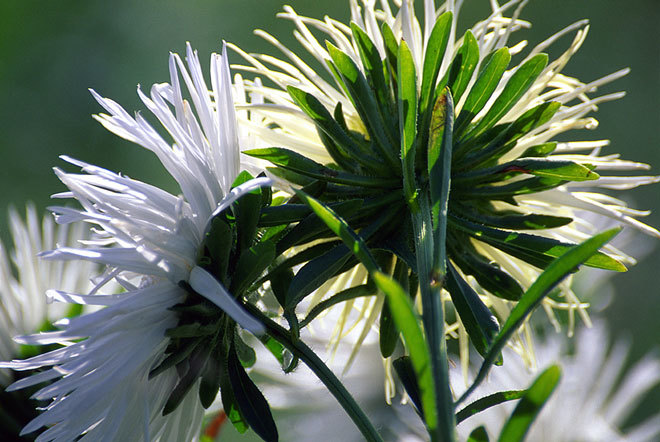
top-left (0, 204), bottom-right (98, 386)
top-left (229, 0), bottom-right (659, 379)
top-left (1, 43), bottom-right (269, 441)
top-left (453, 322), bottom-right (660, 442)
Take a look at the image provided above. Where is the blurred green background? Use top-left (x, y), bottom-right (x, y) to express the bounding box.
top-left (0, 0), bottom-right (657, 435)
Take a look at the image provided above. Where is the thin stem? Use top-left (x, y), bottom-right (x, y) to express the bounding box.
top-left (413, 195), bottom-right (456, 442)
top-left (246, 305), bottom-right (384, 442)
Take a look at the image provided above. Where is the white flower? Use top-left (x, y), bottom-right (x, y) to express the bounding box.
top-left (228, 0), bottom-right (659, 377)
top-left (0, 204), bottom-right (100, 386)
top-left (453, 322), bottom-right (660, 442)
top-left (1, 43), bottom-right (269, 441)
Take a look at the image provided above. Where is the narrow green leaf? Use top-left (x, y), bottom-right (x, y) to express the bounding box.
top-left (301, 284), bottom-right (375, 328)
top-left (446, 30), bottom-right (479, 103)
top-left (244, 147), bottom-right (399, 188)
top-left (286, 86), bottom-right (384, 173)
top-left (451, 246), bottom-right (524, 301)
top-left (455, 48), bottom-right (511, 135)
top-left (381, 22), bottom-right (399, 88)
top-left (458, 176), bottom-right (565, 200)
top-left (450, 216), bottom-right (626, 272)
top-left (454, 158), bottom-right (599, 183)
top-left (235, 329), bottom-right (257, 368)
top-left (373, 272), bottom-right (438, 434)
top-left (420, 11), bottom-right (453, 119)
top-left (397, 39), bottom-right (418, 205)
top-left (456, 390), bottom-right (526, 424)
top-left (498, 365), bottom-right (561, 442)
top-left (393, 356), bottom-right (423, 416)
top-left (149, 338), bottom-right (202, 380)
top-left (351, 22), bottom-right (395, 134)
top-left (199, 344), bottom-right (223, 408)
top-left (520, 142), bottom-right (558, 158)
top-left (458, 208), bottom-right (572, 231)
top-left (220, 355), bottom-right (249, 434)
top-left (428, 88), bottom-right (454, 281)
top-left (230, 241), bottom-right (276, 296)
top-left (468, 426), bottom-right (490, 442)
top-left (163, 345), bottom-right (212, 415)
top-left (446, 262), bottom-right (500, 357)
top-left (294, 190), bottom-right (379, 271)
top-left (286, 243), bottom-right (353, 309)
top-left (467, 54), bottom-right (549, 139)
top-left (456, 229), bottom-right (620, 406)
top-left (276, 199), bottom-right (363, 253)
top-left (200, 215), bottom-right (233, 285)
top-left (258, 204), bottom-right (311, 227)
top-left (227, 343), bottom-right (279, 442)
top-left (327, 43), bottom-right (399, 170)
top-left (232, 171), bottom-right (262, 254)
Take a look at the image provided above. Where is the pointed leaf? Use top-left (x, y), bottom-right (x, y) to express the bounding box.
top-left (498, 365), bottom-right (561, 442)
top-left (446, 263), bottom-right (500, 357)
top-left (467, 54), bottom-right (549, 139)
top-left (456, 390), bottom-right (526, 424)
top-left (455, 48), bottom-right (511, 135)
top-left (398, 39), bottom-right (418, 205)
top-left (468, 426), bottom-right (490, 442)
top-left (446, 30), bottom-right (479, 103)
top-left (457, 229), bottom-right (620, 405)
top-left (230, 241), bottom-right (276, 296)
top-left (393, 356), bottom-right (423, 415)
top-left (420, 11), bottom-right (453, 118)
top-left (227, 344), bottom-right (279, 442)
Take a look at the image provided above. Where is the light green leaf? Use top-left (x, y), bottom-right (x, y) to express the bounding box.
top-left (445, 30), bottom-right (479, 103)
top-left (497, 365), bottom-right (561, 442)
top-left (456, 390), bottom-right (526, 424)
top-left (420, 11), bottom-right (453, 119)
top-left (397, 39), bottom-right (418, 205)
top-left (456, 228), bottom-right (620, 406)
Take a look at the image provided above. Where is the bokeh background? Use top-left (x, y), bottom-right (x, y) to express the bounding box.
top-left (0, 0), bottom-right (657, 437)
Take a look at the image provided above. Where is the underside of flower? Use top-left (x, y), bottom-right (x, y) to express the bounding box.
top-left (231, 0), bottom-right (659, 376)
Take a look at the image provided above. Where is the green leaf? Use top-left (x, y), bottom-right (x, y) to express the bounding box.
top-left (351, 22), bottom-right (395, 135)
top-left (458, 176), bottom-right (565, 200)
top-left (468, 426), bottom-right (490, 442)
top-left (379, 299), bottom-right (399, 358)
top-left (286, 86), bottom-right (384, 173)
top-left (293, 190), bottom-right (379, 272)
top-left (258, 204), bottom-right (311, 227)
top-left (165, 322), bottom-right (217, 339)
top-left (446, 262), bottom-right (500, 357)
top-left (301, 283), bottom-right (375, 328)
top-left (199, 344), bottom-right (224, 408)
top-left (456, 228), bottom-right (620, 406)
top-left (381, 22), bottom-right (399, 87)
top-left (397, 39), bottom-right (418, 205)
top-left (451, 245), bottom-right (524, 301)
top-left (456, 390), bottom-right (526, 424)
top-left (258, 334), bottom-right (288, 368)
top-left (420, 11), bottom-right (453, 119)
top-left (235, 329), bottom-right (256, 368)
top-left (276, 199), bottom-right (363, 253)
top-left (244, 147), bottom-right (399, 188)
top-left (220, 356), bottom-right (249, 434)
top-left (230, 241), bottom-right (276, 296)
top-left (149, 337), bottom-right (202, 379)
top-left (227, 344), bottom-right (279, 442)
top-left (467, 54), bottom-right (549, 140)
top-left (450, 216), bottom-right (626, 272)
top-left (232, 171), bottom-right (263, 254)
top-left (455, 48), bottom-right (511, 136)
top-left (372, 272), bottom-right (438, 434)
top-left (286, 243), bottom-right (353, 309)
top-left (428, 88), bottom-right (454, 281)
top-left (498, 366), bottom-right (561, 442)
top-left (393, 356), bottom-right (423, 415)
top-left (200, 216), bottom-right (233, 285)
top-left (457, 101), bottom-right (561, 166)
top-left (454, 158), bottom-right (599, 183)
top-left (163, 344), bottom-right (212, 415)
top-left (445, 30), bottom-right (479, 103)
top-left (520, 142), bottom-right (558, 158)
top-left (459, 208), bottom-right (572, 231)
top-left (327, 43), bottom-right (399, 170)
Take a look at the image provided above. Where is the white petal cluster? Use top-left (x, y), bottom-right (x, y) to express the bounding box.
top-left (0, 205), bottom-right (99, 386)
top-left (453, 323), bottom-right (660, 442)
top-left (1, 43), bottom-right (262, 440)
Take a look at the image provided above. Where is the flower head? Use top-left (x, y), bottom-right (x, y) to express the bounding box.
top-left (1, 43), bottom-right (273, 440)
top-left (230, 0), bottom-right (659, 371)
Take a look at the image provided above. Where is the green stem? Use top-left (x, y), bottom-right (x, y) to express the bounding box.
top-left (246, 305), bottom-right (384, 442)
top-left (413, 195), bottom-right (456, 442)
